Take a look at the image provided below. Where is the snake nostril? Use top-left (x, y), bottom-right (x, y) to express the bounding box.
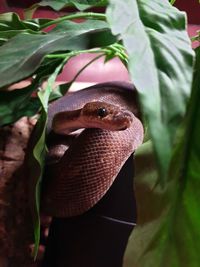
top-left (112, 110), bottom-right (133, 130)
top-left (115, 110), bottom-right (132, 120)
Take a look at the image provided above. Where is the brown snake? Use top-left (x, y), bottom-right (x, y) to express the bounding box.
top-left (41, 81), bottom-right (144, 217)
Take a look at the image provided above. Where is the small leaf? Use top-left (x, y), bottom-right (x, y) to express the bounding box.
top-left (71, 0), bottom-right (108, 11)
top-left (0, 12), bottom-right (41, 40)
top-left (106, 0), bottom-right (194, 181)
top-left (0, 12), bottom-right (40, 31)
top-left (28, 0), bottom-right (108, 12)
top-left (0, 19), bottom-right (109, 88)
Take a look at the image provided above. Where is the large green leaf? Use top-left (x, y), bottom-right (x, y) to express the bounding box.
top-left (123, 47), bottom-right (200, 267)
top-left (0, 57), bottom-right (63, 126)
top-left (106, 0), bottom-right (194, 181)
top-left (0, 19), bottom-right (109, 88)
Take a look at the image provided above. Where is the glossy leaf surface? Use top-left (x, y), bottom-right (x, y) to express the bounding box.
top-left (0, 19), bottom-right (108, 88)
top-left (31, 0), bottom-right (107, 11)
top-left (106, 0), bottom-right (194, 180)
top-left (0, 57), bottom-right (63, 126)
top-left (124, 47), bottom-right (200, 267)
top-left (0, 12), bottom-right (41, 41)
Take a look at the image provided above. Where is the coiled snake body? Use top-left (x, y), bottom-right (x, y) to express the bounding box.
top-left (41, 82), bottom-right (144, 217)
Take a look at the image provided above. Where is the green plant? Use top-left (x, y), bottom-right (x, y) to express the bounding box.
top-left (0, 0), bottom-right (199, 266)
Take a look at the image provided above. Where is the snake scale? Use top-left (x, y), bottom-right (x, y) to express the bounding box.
top-left (41, 81), bottom-right (144, 217)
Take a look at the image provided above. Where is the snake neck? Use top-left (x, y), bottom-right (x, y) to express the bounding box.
top-left (52, 108), bottom-right (83, 134)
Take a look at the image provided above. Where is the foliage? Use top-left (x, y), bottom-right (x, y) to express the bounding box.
top-left (26, 0), bottom-right (108, 13)
top-left (124, 46), bottom-right (200, 267)
top-left (27, 62), bottom-right (67, 256)
top-left (107, 0), bottom-right (194, 181)
top-left (0, 0), bottom-right (199, 265)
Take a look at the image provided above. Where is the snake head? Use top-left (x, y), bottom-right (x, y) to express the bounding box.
top-left (52, 101), bottom-right (134, 135)
top-left (81, 101), bottom-right (134, 131)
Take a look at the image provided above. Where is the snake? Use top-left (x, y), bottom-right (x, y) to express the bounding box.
top-left (41, 81), bottom-right (144, 218)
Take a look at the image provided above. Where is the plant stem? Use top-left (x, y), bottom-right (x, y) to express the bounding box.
top-left (45, 48), bottom-right (109, 59)
top-left (53, 54), bottom-right (105, 96)
top-left (69, 54), bottom-right (105, 84)
top-left (40, 12), bottom-right (107, 30)
top-left (109, 44), bottom-right (128, 60)
top-left (190, 35), bottom-right (200, 42)
top-left (45, 43), bottom-right (128, 61)
top-left (45, 44), bottom-right (128, 67)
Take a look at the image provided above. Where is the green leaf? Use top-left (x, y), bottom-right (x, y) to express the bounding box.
top-left (0, 12), bottom-right (40, 33)
top-left (29, 0), bottom-right (107, 12)
top-left (28, 61), bottom-right (66, 257)
top-left (0, 29), bottom-right (39, 41)
top-left (87, 29), bottom-right (117, 48)
top-left (30, 18), bottom-right (53, 28)
top-left (123, 47), bottom-right (200, 267)
top-left (0, 84), bottom-right (40, 126)
top-left (70, 0), bottom-right (108, 11)
top-left (0, 13), bottom-right (45, 42)
top-left (0, 19), bottom-right (109, 89)
top-left (106, 0), bottom-right (194, 181)
top-left (0, 56), bottom-right (63, 126)
top-left (0, 38), bottom-right (7, 46)
top-left (169, 0), bottom-right (177, 4)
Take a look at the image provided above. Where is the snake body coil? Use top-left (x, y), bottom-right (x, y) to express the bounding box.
top-left (41, 82), bottom-right (144, 217)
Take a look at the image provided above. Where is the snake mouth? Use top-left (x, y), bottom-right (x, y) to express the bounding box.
top-left (111, 110), bottom-right (134, 130)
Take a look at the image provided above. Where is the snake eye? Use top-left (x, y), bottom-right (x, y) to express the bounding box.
top-left (97, 107), bottom-right (107, 118)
